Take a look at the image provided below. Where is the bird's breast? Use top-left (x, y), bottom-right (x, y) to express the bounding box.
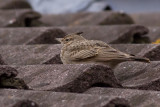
top-left (60, 46), bottom-right (71, 64)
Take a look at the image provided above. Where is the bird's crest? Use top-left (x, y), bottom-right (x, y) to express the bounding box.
top-left (75, 32), bottom-right (83, 35)
top-left (56, 31), bottom-right (85, 44)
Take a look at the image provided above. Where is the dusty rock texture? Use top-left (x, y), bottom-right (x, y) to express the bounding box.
top-left (0, 9), bottom-right (41, 27)
top-left (61, 25), bottom-right (149, 44)
top-left (86, 87), bottom-right (160, 107)
top-left (40, 11), bottom-right (134, 26)
top-left (13, 64), bottom-right (122, 92)
top-left (1, 44), bottom-right (160, 65)
top-left (114, 61), bottom-right (160, 91)
top-left (131, 12), bottom-right (160, 26)
top-left (0, 66), bottom-right (28, 89)
top-left (0, 45), bottom-right (62, 65)
top-left (145, 27), bottom-right (160, 42)
top-left (0, 28), bottom-right (66, 45)
top-left (111, 44), bottom-right (160, 61)
top-left (0, 89), bottom-right (130, 107)
top-left (0, 25), bottom-right (149, 45)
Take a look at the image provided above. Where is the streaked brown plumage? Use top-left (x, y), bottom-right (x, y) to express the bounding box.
top-left (57, 32), bottom-right (150, 68)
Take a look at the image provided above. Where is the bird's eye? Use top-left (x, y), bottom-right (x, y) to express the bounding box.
top-left (65, 39), bottom-right (70, 41)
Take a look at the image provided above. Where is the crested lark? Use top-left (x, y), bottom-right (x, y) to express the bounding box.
top-left (57, 32), bottom-right (150, 68)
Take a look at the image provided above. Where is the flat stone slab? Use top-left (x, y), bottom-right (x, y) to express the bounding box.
top-left (0, 44), bottom-right (160, 65)
top-left (40, 11), bottom-right (134, 26)
top-left (0, 28), bottom-right (66, 45)
top-left (11, 64), bottom-right (121, 92)
top-left (0, 9), bottom-right (41, 27)
top-left (0, 89), bottom-right (130, 107)
top-left (131, 12), bottom-right (160, 26)
top-left (114, 61), bottom-right (160, 91)
top-left (0, 0), bottom-right (31, 9)
top-left (0, 25), bottom-right (149, 45)
top-left (86, 87), bottom-right (160, 107)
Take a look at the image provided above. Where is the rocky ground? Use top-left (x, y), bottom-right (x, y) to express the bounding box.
top-left (0, 0), bottom-right (160, 107)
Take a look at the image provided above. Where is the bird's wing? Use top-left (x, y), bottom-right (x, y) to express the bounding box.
top-left (68, 40), bottom-right (131, 61)
top-left (84, 40), bottom-right (132, 61)
top-left (69, 49), bottom-right (98, 60)
top-left (90, 40), bottom-right (110, 47)
top-left (95, 46), bottom-right (131, 61)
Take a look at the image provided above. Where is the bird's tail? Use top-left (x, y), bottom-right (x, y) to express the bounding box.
top-left (131, 57), bottom-right (150, 63)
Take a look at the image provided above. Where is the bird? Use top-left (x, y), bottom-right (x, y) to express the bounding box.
top-left (56, 32), bottom-right (150, 68)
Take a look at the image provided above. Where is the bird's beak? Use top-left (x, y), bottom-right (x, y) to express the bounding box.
top-left (55, 38), bottom-right (63, 43)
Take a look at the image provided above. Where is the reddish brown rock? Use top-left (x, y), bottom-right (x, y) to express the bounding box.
top-left (86, 87), bottom-right (160, 107)
top-left (0, 89), bottom-right (130, 107)
top-left (40, 11), bottom-right (134, 26)
top-left (0, 0), bottom-right (31, 9)
top-left (0, 9), bottom-right (41, 27)
top-left (12, 64), bottom-right (122, 92)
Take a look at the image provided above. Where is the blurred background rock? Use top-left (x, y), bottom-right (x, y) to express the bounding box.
top-left (26, 0), bottom-right (160, 14)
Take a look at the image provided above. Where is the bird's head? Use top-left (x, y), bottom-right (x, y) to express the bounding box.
top-left (56, 32), bottom-right (86, 45)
